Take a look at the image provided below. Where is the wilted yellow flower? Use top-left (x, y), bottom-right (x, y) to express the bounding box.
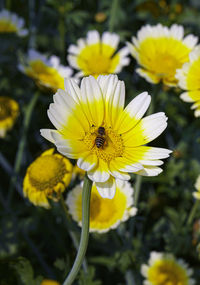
top-left (176, 46), bottom-right (200, 117)
top-left (41, 280), bottom-right (60, 285)
top-left (141, 252), bottom-right (195, 285)
top-left (66, 179), bottom-right (137, 233)
top-left (193, 175), bottom-right (200, 200)
top-left (67, 30), bottom-right (130, 78)
top-left (19, 49), bottom-right (74, 92)
top-left (127, 24), bottom-right (198, 86)
top-left (41, 75), bottom-right (171, 199)
top-left (0, 9), bottom-right (27, 36)
top-left (0, 96), bottom-right (19, 138)
top-left (23, 149), bottom-right (73, 208)
top-left (95, 12), bottom-right (107, 23)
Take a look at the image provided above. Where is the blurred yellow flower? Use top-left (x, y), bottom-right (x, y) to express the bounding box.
top-left (41, 75), bottom-right (171, 199)
top-left (0, 9), bottom-right (27, 36)
top-left (67, 30), bottom-right (130, 78)
top-left (141, 252), bottom-right (195, 285)
top-left (41, 280), bottom-right (60, 285)
top-left (72, 164), bottom-right (85, 180)
top-left (95, 12), bottom-right (107, 23)
top-left (193, 175), bottom-right (200, 200)
top-left (176, 46), bottom-right (200, 117)
top-left (66, 179), bottom-right (137, 233)
top-left (127, 24), bottom-right (198, 86)
top-left (0, 96), bottom-right (19, 138)
top-left (23, 149), bottom-right (73, 209)
top-left (19, 49), bottom-right (74, 92)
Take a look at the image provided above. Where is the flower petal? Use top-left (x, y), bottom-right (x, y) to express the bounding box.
top-left (95, 177), bottom-right (116, 199)
top-left (77, 153), bottom-right (98, 171)
top-left (88, 159), bottom-right (110, 182)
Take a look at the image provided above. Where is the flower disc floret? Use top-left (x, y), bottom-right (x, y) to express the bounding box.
top-left (41, 75), bottom-right (171, 199)
top-left (23, 148), bottom-right (73, 208)
top-left (66, 179), bottom-right (137, 233)
top-left (19, 49), bottom-right (74, 91)
top-left (0, 9), bottom-right (27, 36)
top-left (176, 46), bottom-right (200, 117)
top-left (0, 96), bottom-right (19, 138)
top-left (141, 252), bottom-right (195, 285)
top-left (127, 24), bottom-right (198, 86)
top-left (68, 30), bottom-right (130, 78)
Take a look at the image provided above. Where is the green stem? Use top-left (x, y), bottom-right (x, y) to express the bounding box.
top-left (108, 0), bottom-right (119, 32)
top-left (63, 174), bottom-right (92, 285)
top-left (187, 200), bottom-right (199, 226)
top-left (134, 175), bottom-right (142, 207)
top-left (7, 92), bottom-right (39, 205)
top-left (60, 195), bottom-right (88, 273)
top-left (125, 270), bottom-right (135, 285)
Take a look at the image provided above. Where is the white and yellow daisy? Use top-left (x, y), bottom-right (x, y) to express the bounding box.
top-left (23, 148), bottom-right (73, 209)
top-left (141, 251), bottom-right (195, 285)
top-left (67, 30), bottom-right (130, 78)
top-left (127, 24), bottom-right (198, 86)
top-left (66, 179), bottom-right (137, 233)
top-left (0, 96), bottom-right (19, 138)
top-left (193, 175), bottom-right (200, 200)
top-left (19, 49), bottom-right (74, 92)
top-left (0, 9), bottom-right (27, 36)
top-left (40, 75), bottom-right (171, 199)
top-left (176, 46), bottom-right (200, 117)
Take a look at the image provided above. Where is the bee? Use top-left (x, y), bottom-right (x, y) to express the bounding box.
top-left (95, 126), bottom-right (106, 148)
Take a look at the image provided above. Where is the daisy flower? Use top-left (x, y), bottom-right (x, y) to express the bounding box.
top-left (19, 49), bottom-right (74, 92)
top-left (193, 175), bottom-right (200, 200)
top-left (0, 96), bottom-right (19, 138)
top-left (0, 9), bottom-right (27, 36)
top-left (127, 24), bottom-right (198, 86)
top-left (141, 251), bottom-right (195, 285)
top-left (67, 30), bottom-right (130, 78)
top-left (41, 75), bottom-right (171, 199)
top-left (66, 179), bottom-right (137, 233)
top-left (176, 46), bottom-right (200, 117)
top-left (23, 148), bottom-right (73, 209)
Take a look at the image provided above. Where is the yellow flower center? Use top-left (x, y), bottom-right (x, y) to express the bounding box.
top-left (138, 37), bottom-right (190, 83)
top-left (0, 19), bottom-right (17, 33)
top-left (25, 60), bottom-right (64, 90)
top-left (76, 185), bottom-right (127, 230)
top-left (77, 43), bottom-right (120, 77)
top-left (83, 125), bottom-right (124, 162)
top-left (148, 259), bottom-right (189, 285)
top-left (28, 155), bottom-right (67, 191)
top-left (0, 97), bottom-right (12, 121)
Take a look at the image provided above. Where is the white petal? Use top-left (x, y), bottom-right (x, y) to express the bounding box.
top-left (95, 177), bottom-right (116, 199)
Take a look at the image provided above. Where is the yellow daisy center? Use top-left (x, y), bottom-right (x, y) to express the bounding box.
top-left (28, 155), bottom-right (67, 191)
top-left (25, 60), bottom-right (64, 90)
top-left (76, 185), bottom-right (127, 230)
top-left (138, 37), bottom-right (190, 82)
top-left (77, 43), bottom-right (120, 77)
top-left (83, 125), bottom-right (124, 162)
top-left (0, 97), bottom-right (12, 121)
top-left (0, 19), bottom-right (17, 33)
top-left (148, 259), bottom-right (189, 285)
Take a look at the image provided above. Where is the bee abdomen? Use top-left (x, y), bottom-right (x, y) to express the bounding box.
top-left (95, 136), bottom-right (105, 148)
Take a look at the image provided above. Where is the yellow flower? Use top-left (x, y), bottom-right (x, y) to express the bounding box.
top-left (41, 75), bottom-right (171, 199)
top-left (0, 96), bottom-right (19, 138)
top-left (67, 30), bottom-right (130, 78)
top-left (141, 252), bottom-right (195, 285)
top-left (193, 175), bottom-right (200, 200)
top-left (23, 149), bottom-right (73, 209)
top-left (94, 12), bottom-right (107, 23)
top-left (19, 49), bottom-right (74, 92)
top-left (66, 179), bottom-right (137, 233)
top-left (127, 24), bottom-right (198, 86)
top-left (176, 47), bottom-right (200, 117)
top-left (0, 9), bottom-right (27, 36)
top-left (41, 280), bottom-right (60, 285)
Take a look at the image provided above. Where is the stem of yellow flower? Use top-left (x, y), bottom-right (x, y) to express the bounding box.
top-left (109, 0), bottom-right (119, 32)
top-left (7, 92), bottom-right (40, 205)
top-left (187, 200), bottom-right (199, 226)
top-left (134, 175), bottom-right (142, 207)
top-left (60, 195), bottom-right (88, 273)
top-left (63, 174), bottom-right (92, 285)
